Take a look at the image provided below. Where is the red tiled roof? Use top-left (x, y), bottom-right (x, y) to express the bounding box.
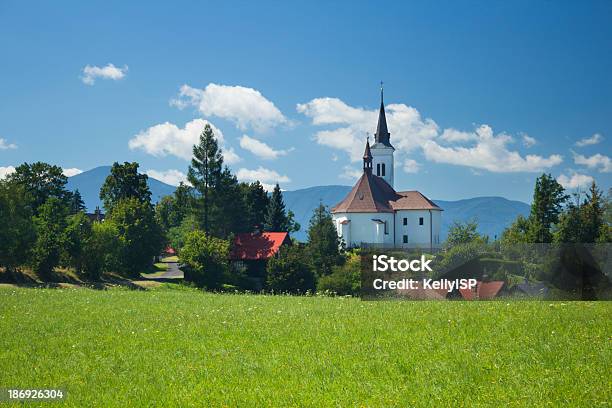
top-left (459, 281), bottom-right (505, 300)
top-left (331, 172), bottom-right (441, 213)
top-left (230, 232), bottom-right (290, 261)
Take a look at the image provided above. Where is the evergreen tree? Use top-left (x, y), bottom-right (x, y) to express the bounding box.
top-left (100, 162), bottom-right (151, 212)
top-left (244, 181), bottom-right (269, 232)
top-left (264, 183), bottom-right (289, 232)
top-left (554, 200), bottom-right (583, 243)
top-left (528, 173), bottom-right (568, 242)
top-left (581, 181), bottom-right (605, 243)
top-left (306, 203), bottom-right (343, 276)
top-left (69, 189), bottom-right (86, 214)
top-left (188, 124), bottom-right (223, 235)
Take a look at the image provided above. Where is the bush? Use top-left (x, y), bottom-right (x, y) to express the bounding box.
top-left (180, 230), bottom-right (229, 289)
top-left (266, 245), bottom-right (315, 294)
top-left (317, 252), bottom-right (360, 296)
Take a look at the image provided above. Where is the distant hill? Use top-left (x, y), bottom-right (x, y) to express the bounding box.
top-left (68, 168), bottom-right (530, 241)
top-left (66, 166), bottom-right (176, 212)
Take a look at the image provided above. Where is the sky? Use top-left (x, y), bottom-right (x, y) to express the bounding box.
top-left (0, 0), bottom-right (611, 203)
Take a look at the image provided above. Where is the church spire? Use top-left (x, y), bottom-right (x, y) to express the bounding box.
top-left (374, 81), bottom-right (392, 147)
top-left (363, 135), bottom-right (373, 173)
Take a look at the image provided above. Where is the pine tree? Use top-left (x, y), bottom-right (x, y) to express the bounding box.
top-left (528, 173), bottom-right (568, 242)
top-left (264, 184), bottom-right (289, 232)
top-left (306, 202), bottom-right (343, 276)
top-left (581, 181), bottom-right (605, 243)
top-left (188, 124), bottom-right (223, 235)
top-left (69, 189), bottom-right (86, 214)
top-left (244, 181), bottom-right (269, 232)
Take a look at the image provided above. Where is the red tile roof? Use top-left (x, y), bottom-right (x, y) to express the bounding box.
top-left (331, 172), bottom-right (441, 213)
top-left (459, 281), bottom-right (505, 300)
top-left (230, 232), bottom-right (290, 261)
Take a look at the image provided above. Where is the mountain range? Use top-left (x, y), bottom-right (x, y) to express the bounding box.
top-left (67, 166), bottom-right (530, 241)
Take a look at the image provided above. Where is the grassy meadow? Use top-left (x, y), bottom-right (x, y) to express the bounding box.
top-left (0, 286), bottom-right (610, 407)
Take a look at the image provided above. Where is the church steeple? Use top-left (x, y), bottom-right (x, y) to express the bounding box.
top-left (363, 136), bottom-right (373, 173)
top-left (374, 82), bottom-right (392, 147)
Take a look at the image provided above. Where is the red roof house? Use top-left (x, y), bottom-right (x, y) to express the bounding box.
top-left (230, 232), bottom-right (291, 261)
top-left (459, 281), bottom-right (505, 300)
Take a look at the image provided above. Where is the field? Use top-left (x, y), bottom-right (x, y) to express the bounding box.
top-left (0, 286), bottom-right (610, 407)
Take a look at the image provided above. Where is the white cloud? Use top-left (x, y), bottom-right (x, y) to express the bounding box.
top-left (573, 151), bottom-right (611, 173)
top-left (63, 168), bottom-right (82, 177)
top-left (146, 169), bottom-right (188, 186)
top-left (128, 118), bottom-right (241, 165)
top-left (340, 166), bottom-right (362, 181)
top-left (81, 63), bottom-right (128, 85)
top-left (0, 166), bottom-right (15, 179)
top-left (403, 159), bottom-right (420, 173)
top-left (440, 128), bottom-right (477, 143)
top-left (423, 125), bottom-right (563, 173)
top-left (239, 135), bottom-right (292, 160)
top-left (575, 133), bottom-right (603, 147)
top-left (557, 172), bottom-right (594, 189)
top-left (522, 134), bottom-right (537, 148)
top-left (0, 138), bottom-right (17, 150)
top-left (297, 97), bottom-right (438, 162)
top-left (236, 166), bottom-right (290, 190)
top-left (171, 83), bottom-right (288, 132)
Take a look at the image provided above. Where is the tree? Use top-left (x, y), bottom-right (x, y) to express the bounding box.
top-left (243, 181), bottom-right (269, 232)
top-left (180, 230), bottom-right (229, 289)
top-left (264, 184), bottom-right (289, 232)
top-left (0, 182), bottom-right (36, 277)
top-left (82, 221), bottom-right (122, 280)
top-left (108, 197), bottom-right (164, 276)
top-left (581, 181), bottom-right (605, 243)
top-left (31, 197), bottom-right (69, 280)
top-left (7, 162), bottom-right (69, 212)
top-left (317, 252), bottom-right (361, 296)
top-left (528, 173), bottom-right (568, 243)
top-left (266, 245), bottom-right (315, 294)
top-left (69, 189), bottom-right (86, 214)
top-left (208, 168), bottom-right (248, 238)
top-left (306, 203), bottom-right (343, 276)
top-left (501, 215), bottom-right (531, 245)
top-left (188, 124), bottom-right (224, 234)
top-left (156, 183), bottom-right (194, 232)
top-left (100, 162), bottom-right (151, 212)
top-left (446, 219), bottom-right (488, 246)
top-left (62, 212), bottom-right (92, 274)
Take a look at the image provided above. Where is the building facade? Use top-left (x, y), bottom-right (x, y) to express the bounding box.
top-left (331, 89), bottom-right (442, 249)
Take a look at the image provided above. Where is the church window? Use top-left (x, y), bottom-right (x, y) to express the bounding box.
top-left (381, 163), bottom-right (386, 176)
top-left (403, 217), bottom-right (407, 226)
top-left (419, 217), bottom-right (424, 225)
top-left (384, 221), bottom-right (389, 235)
top-left (403, 235), bottom-right (408, 244)
top-left (376, 163), bottom-right (380, 176)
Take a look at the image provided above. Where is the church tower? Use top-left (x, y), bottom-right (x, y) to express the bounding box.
top-left (370, 84), bottom-right (395, 187)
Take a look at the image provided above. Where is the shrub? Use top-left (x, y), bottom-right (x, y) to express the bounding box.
top-left (317, 252), bottom-right (360, 296)
top-left (266, 245), bottom-right (315, 294)
top-left (180, 230), bottom-right (229, 289)
top-left (82, 221), bottom-right (122, 281)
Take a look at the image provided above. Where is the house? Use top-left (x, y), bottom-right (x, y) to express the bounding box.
top-left (331, 88), bottom-right (442, 249)
top-left (230, 232), bottom-right (292, 290)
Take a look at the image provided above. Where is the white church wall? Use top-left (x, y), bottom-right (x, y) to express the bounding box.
top-left (394, 209), bottom-right (442, 248)
top-left (333, 212), bottom-right (395, 248)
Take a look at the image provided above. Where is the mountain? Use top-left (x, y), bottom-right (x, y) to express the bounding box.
top-left (67, 168), bottom-right (530, 241)
top-left (66, 166), bottom-right (176, 212)
top-left (282, 186), bottom-right (530, 242)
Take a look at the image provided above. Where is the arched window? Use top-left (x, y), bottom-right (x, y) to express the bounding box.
top-left (381, 163), bottom-right (386, 177)
top-left (376, 163), bottom-right (380, 176)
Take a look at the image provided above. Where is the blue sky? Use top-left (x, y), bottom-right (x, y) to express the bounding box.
top-left (0, 0), bottom-right (610, 203)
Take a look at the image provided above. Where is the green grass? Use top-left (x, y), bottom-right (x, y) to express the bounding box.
top-left (161, 255), bottom-right (179, 263)
top-left (0, 287), bottom-right (609, 407)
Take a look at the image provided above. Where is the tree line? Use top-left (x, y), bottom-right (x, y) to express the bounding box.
top-left (0, 124), bottom-right (351, 294)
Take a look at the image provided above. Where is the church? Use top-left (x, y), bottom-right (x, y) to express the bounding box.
top-left (331, 90), bottom-right (442, 249)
